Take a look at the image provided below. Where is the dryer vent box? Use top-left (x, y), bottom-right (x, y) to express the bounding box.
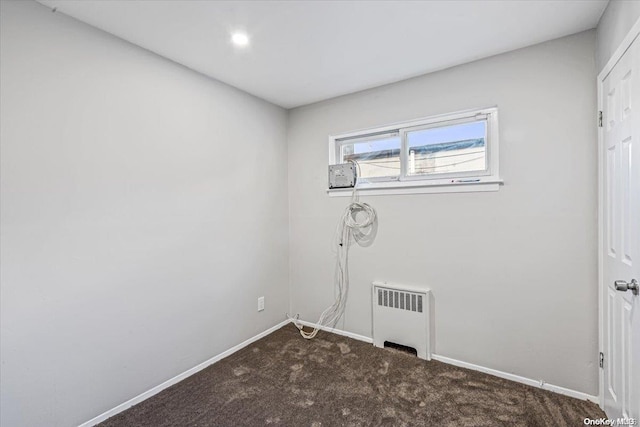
top-left (328, 163), bottom-right (356, 189)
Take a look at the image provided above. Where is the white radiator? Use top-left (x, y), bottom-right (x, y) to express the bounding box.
top-left (372, 281), bottom-right (432, 360)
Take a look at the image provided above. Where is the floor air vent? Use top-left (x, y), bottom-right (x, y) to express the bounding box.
top-left (383, 341), bottom-right (418, 357)
top-left (372, 281), bottom-right (432, 360)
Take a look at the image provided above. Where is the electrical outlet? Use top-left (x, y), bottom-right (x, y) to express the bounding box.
top-left (258, 297), bottom-right (265, 312)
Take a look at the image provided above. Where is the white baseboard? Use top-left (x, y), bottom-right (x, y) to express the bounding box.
top-left (78, 318), bottom-right (597, 427)
top-left (78, 319), bottom-right (291, 427)
top-left (291, 319), bottom-right (373, 344)
top-left (290, 318), bottom-right (597, 403)
top-left (283, 319), bottom-right (600, 404)
top-left (431, 354), bottom-right (599, 403)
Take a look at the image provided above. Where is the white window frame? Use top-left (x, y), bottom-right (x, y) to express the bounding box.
top-left (328, 107), bottom-right (502, 196)
top-left (334, 130), bottom-right (401, 184)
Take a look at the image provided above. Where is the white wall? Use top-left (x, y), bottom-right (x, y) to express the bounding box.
top-left (288, 31), bottom-right (598, 395)
top-left (0, 2), bottom-right (289, 426)
top-left (596, 0), bottom-right (640, 71)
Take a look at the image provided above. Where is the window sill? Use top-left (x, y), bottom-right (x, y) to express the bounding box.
top-left (327, 179), bottom-right (503, 197)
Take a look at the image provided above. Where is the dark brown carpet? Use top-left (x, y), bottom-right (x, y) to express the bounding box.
top-left (99, 324), bottom-right (604, 426)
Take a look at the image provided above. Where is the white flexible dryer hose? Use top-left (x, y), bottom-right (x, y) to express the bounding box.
top-left (293, 162), bottom-right (377, 339)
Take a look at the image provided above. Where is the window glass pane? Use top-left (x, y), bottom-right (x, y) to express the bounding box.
top-left (406, 120), bottom-right (486, 177)
top-left (340, 135), bottom-right (401, 179)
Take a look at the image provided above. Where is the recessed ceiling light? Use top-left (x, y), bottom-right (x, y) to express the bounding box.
top-left (231, 32), bottom-right (249, 47)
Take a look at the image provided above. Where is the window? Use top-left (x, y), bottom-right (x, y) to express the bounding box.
top-left (329, 107), bottom-right (500, 194)
top-left (339, 132), bottom-right (401, 180)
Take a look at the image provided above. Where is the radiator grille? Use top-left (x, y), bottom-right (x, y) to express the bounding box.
top-left (377, 288), bottom-right (423, 313)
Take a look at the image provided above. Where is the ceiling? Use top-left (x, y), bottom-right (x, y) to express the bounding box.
top-left (36, 0), bottom-right (608, 109)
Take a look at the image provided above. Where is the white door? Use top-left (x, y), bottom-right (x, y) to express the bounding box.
top-left (602, 34), bottom-right (640, 421)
